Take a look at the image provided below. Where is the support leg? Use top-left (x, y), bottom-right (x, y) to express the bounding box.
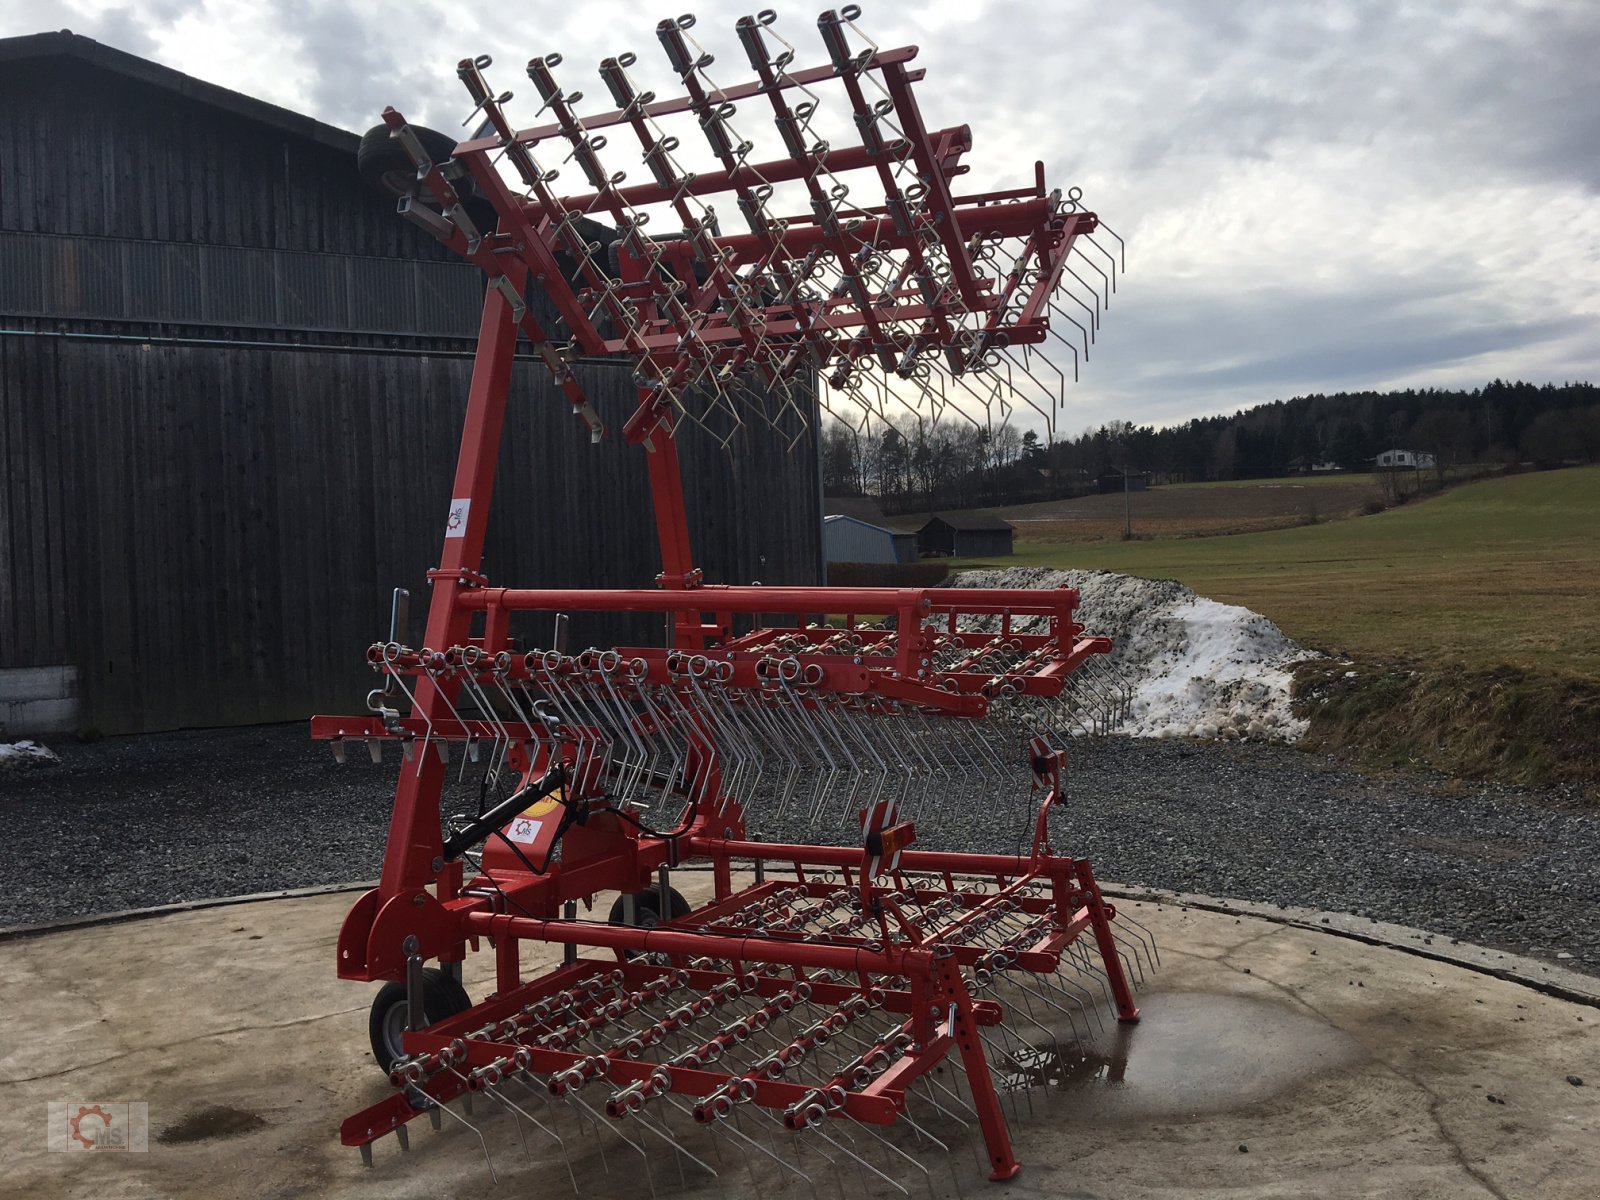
top-left (937, 960), bottom-right (1020, 1181)
top-left (1076, 860), bottom-right (1140, 1023)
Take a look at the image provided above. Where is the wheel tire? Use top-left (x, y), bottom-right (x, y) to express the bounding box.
top-left (368, 967), bottom-right (472, 1073)
top-left (607, 885), bottom-right (692, 960)
top-left (357, 123), bottom-right (462, 199)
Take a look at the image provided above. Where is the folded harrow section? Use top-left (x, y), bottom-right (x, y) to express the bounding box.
top-left (345, 860), bottom-right (1158, 1189)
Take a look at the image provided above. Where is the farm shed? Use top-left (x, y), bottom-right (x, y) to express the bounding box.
top-left (918, 514), bottom-right (1015, 558)
top-left (0, 32), bottom-right (821, 736)
top-left (1096, 470), bottom-right (1149, 494)
top-left (822, 515), bottom-right (917, 565)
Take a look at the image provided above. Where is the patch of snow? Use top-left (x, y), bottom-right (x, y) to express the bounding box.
top-left (0, 740), bottom-right (60, 772)
top-left (949, 567), bottom-right (1317, 742)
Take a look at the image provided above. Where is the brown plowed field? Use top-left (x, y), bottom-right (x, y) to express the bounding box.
top-left (989, 477), bottom-right (1386, 542)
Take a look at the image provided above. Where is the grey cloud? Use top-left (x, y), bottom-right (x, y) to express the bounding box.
top-left (0, 0), bottom-right (1592, 431)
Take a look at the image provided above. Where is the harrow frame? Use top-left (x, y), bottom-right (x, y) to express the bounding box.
top-left (316, 6), bottom-right (1147, 1189)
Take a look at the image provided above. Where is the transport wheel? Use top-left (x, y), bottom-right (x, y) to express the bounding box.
top-left (356, 124), bottom-right (498, 231)
top-left (607, 885), bottom-right (692, 960)
top-left (368, 967), bottom-right (473, 1073)
top-left (357, 123), bottom-right (461, 198)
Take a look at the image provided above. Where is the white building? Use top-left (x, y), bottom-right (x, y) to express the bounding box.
top-left (1375, 448), bottom-right (1437, 470)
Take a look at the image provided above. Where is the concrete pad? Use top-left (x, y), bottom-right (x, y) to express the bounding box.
top-left (1, 879), bottom-right (1595, 1199)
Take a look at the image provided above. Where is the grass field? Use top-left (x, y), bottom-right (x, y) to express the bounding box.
top-left (954, 466), bottom-right (1600, 678)
top-left (955, 467), bottom-right (1600, 788)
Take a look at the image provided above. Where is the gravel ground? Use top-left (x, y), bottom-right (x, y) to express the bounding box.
top-left (2, 725), bottom-right (1596, 977)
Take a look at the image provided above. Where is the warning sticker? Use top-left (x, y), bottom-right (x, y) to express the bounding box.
top-left (508, 816), bottom-right (543, 845)
top-left (444, 498), bottom-right (471, 539)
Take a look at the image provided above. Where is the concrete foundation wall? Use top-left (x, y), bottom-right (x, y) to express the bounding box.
top-left (0, 665), bottom-right (79, 735)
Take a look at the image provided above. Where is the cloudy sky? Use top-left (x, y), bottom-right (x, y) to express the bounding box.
top-left (6, 0), bottom-right (1597, 435)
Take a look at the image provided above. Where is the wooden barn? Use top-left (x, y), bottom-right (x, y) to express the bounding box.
top-left (917, 514), bottom-right (1015, 558)
top-left (0, 32), bottom-right (822, 736)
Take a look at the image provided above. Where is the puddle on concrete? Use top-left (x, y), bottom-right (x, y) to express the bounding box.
top-left (156, 1104), bottom-right (267, 1144)
top-left (994, 991), bottom-right (1365, 1121)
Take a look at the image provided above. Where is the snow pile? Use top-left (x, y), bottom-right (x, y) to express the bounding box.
top-left (0, 740), bottom-right (60, 772)
top-left (950, 567), bottom-right (1317, 741)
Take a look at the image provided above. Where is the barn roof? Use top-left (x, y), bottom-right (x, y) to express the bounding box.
top-left (0, 30), bottom-right (358, 153)
top-left (926, 513), bottom-right (1015, 532)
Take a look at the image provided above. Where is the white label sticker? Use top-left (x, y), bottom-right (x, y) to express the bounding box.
top-left (508, 817), bottom-right (543, 845)
top-left (444, 498), bottom-right (471, 539)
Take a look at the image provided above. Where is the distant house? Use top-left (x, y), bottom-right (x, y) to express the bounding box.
top-left (918, 514), bottom-right (1015, 558)
top-left (1375, 448), bottom-right (1436, 470)
top-left (823, 515), bottom-right (917, 565)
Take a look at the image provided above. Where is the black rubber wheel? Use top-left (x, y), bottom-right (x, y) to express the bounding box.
top-left (368, 967), bottom-right (472, 1073)
top-left (607, 885), bottom-right (692, 960)
top-left (357, 123), bottom-right (462, 198)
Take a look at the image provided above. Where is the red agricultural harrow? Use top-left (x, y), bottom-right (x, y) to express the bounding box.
top-left (317, 6), bottom-right (1151, 1191)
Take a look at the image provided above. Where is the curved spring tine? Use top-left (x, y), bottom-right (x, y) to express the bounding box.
top-left (1110, 909), bottom-right (1161, 969)
top-left (501, 1075), bottom-right (581, 1189)
top-left (802, 1119), bottom-right (910, 1197)
top-left (568, 1092), bottom-right (655, 1198)
top-left (662, 1091), bottom-right (812, 1183)
top-left (628, 1104), bottom-right (720, 1182)
top-left (419, 1092), bottom-right (498, 1184)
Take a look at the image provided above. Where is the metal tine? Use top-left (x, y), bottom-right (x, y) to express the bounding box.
top-left (741, 687), bottom-right (805, 820)
top-left (419, 1091), bottom-right (499, 1184)
top-left (907, 1081), bottom-right (982, 1186)
top-left (1114, 941), bottom-right (1146, 989)
top-left (976, 1024), bottom-right (1034, 1122)
top-left (921, 1058), bottom-right (985, 1141)
top-left (800, 1118), bottom-right (911, 1198)
top-left (835, 1113), bottom-right (938, 1194)
top-left (999, 966), bottom-right (1096, 1045)
top-left (457, 662), bottom-right (515, 784)
top-left (592, 657), bottom-right (651, 806)
top-left (634, 680), bottom-right (690, 818)
top-left (1047, 937), bottom-right (1113, 1014)
top-left (1059, 942), bottom-right (1117, 1022)
top-left (567, 1090), bottom-right (658, 1199)
top-left (766, 674), bottom-right (839, 822)
top-left (460, 1075), bottom-right (532, 1160)
top-left (1116, 911), bottom-right (1162, 969)
top-left (622, 1103), bottom-right (720, 1183)
top-left (502, 1074), bottom-right (586, 1186)
top-left (469, 1068), bottom-right (583, 1194)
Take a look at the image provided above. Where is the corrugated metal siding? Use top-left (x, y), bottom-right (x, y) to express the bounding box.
top-left (0, 335), bottom-right (822, 733)
top-left (823, 516), bottom-right (898, 564)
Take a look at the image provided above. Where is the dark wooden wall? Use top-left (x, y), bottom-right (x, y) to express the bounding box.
top-left (0, 40), bottom-right (822, 733)
top-left (0, 336), bottom-right (821, 732)
top-left (0, 53), bottom-right (440, 258)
